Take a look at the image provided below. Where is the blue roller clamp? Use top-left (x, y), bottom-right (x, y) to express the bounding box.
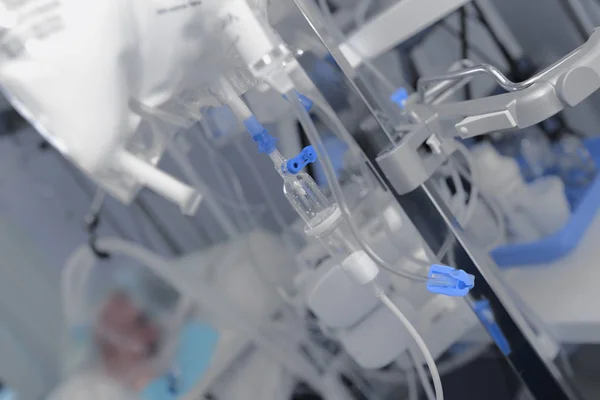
top-left (142, 322), bottom-right (220, 400)
top-left (426, 264), bottom-right (475, 297)
top-left (287, 146), bottom-right (317, 174)
top-left (491, 138), bottom-right (600, 267)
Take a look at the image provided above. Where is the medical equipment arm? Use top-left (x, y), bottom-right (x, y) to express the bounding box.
top-left (379, 28), bottom-right (600, 195)
top-left (414, 28), bottom-right (600, 139)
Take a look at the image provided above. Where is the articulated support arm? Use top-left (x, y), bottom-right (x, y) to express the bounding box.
top-left (378, 28), bottom-right (600, 194)
top-left (417, 28), bottom-right (600, 139)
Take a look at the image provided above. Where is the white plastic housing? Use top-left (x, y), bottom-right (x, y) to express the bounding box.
top-left (305, 261), bottom-right (381, 329)
top-left (339, 294), bottom-right (416, 369)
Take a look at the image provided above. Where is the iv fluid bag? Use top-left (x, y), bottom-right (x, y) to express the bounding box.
top-left (0, 0), bottom-right (260, 206)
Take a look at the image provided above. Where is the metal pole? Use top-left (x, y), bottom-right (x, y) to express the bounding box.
top-left (290, 0), bottom-right (584, 398)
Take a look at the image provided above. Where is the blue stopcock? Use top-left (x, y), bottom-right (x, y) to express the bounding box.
top-left (287, 146), bottom-right (318, 174)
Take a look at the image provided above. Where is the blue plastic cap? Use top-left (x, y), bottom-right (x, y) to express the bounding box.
top-left (287, 146), bottom-right (318, 174)
top-left (427, 264), bottom-right (475, 297)
top-left (473, 300), bottom-right (512, 355)
top-left (390, 88), bottom-right (409, 109)
top-left (243, 116), bottom-right (277, 154)
top-left (283, 91), bottom-right (314, 112)
top-left (297, 93), bottom-right (314, 112)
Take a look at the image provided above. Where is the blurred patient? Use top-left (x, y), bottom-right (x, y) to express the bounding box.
top-left (49, 292), bottom-right (162, 400)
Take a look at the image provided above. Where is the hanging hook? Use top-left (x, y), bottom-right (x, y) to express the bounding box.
top-left (85, 190), bottom-right (110, 259)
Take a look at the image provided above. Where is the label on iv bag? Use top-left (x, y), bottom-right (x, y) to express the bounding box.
top-left (153, 0), bottom-right (204, 16)
top-left (0, 0), bottom-right (65, 60)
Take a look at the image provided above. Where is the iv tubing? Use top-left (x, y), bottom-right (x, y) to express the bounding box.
top-left (374, 284), bottom-right (444, 400)
top-left (311, 95), bottom-right (432, 267)
top-left (451, 143), bottom-right (507, 250)
top-left (287, 89), bottom-right (427, 281)
top-left (316, 0), bottom-right (402, 93)
top-left (234, 140), bottom-right (290, 234)
top-left (310, 96), bottom-right (379, 191)
top-left (167, 144), bottom-right (239, 239)
top-left (194, 121), bottom-right (269, 214)
top-left (365, 343), bottom-right (491, 384)
top-left (411, 350), bottom-right (437, 400)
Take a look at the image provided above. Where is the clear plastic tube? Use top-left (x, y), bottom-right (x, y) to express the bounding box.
top-left (451, 143), bottom-right (507, 251)
top-left (234, 140), bottom-right (290, 233)
top-left (365, 343), bottom-right (491, 384)
top-left (194, 120), bottom-right (268, 221)
top-left (374, 284), bottom-right (444, 400)
top-left (166, 144), bottom-right (239, 239)
top-left (316, 0), bottom-right (410, 93)
top-left (310, 96), bottom-right (379, 192)
top-left (287, 89), bottom-right (427, 281)
top-left (193, 126), bottom-right (302, 305)
top-left (304, 88), bottom-right (432, 268)
top-left (410, 350), bottom-right (437, 400)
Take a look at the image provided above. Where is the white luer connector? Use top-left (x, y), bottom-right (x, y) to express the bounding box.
top-left (341, 250), bottom-right (380, 286)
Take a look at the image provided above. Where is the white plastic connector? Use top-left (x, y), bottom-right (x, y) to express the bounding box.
top-left (341, 250), bottom-right (380, 286)
top-left (114, 151), bottom-right (203, 215)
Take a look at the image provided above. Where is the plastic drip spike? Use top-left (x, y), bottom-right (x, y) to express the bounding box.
top-left (427, 264), bottom-right (474, 297)
top-left (390, 88), bottom-right (409, 109)
top-left (287, 146), bottom-right (317, 174)
top-left (243, 116), bottom-right (277, 154)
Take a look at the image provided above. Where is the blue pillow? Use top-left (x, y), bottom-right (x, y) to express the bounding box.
top-left (142, 322), bottom-right (219, 400)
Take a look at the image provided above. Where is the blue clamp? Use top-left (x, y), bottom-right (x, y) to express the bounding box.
top-left (283, 91), bottom-right (314, 112)
top-left (243, 116), bottom-right (277, 154)
top-left (427, 264), bottom-right (475, 297)
top-left (287, 146), bottom-right (317, 174)
top-left (390, 88), bottom-right (409, 109)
